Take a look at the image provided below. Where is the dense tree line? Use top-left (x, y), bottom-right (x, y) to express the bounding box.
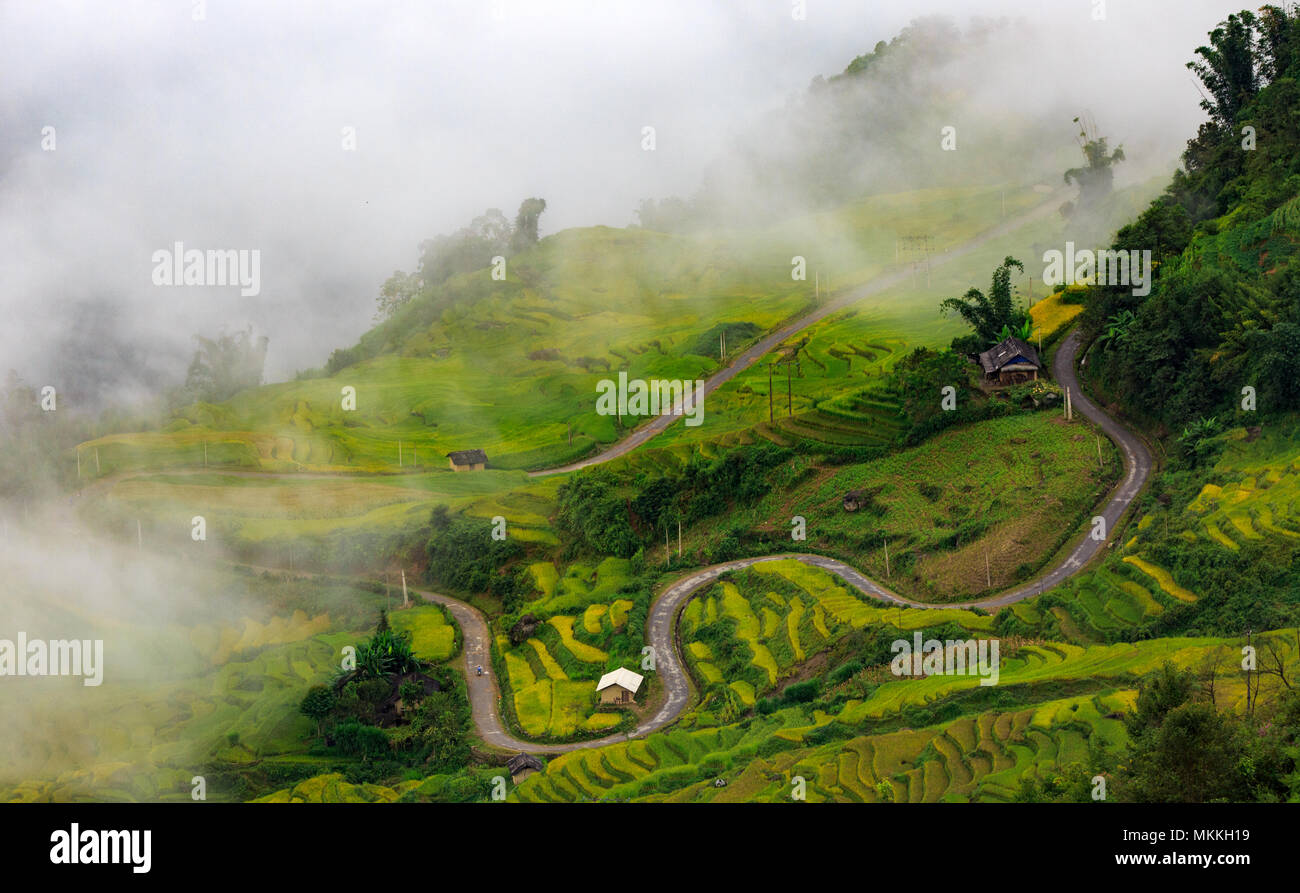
top-left (1083, 5), bottom-right (1300, 435)
top-left (553, 443), bottom-right (792, 559)
top-left (423, 506), bottom-right (526, 608)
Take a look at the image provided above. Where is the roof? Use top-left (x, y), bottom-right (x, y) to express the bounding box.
top-left (978, 336), bottom-right (1041, 374)
top-left (506, 753), bottom-right (544, 775)
top-left (596, 667), bottom-right (644, 694)
top-left (446, 449), bottom-right (488, 465)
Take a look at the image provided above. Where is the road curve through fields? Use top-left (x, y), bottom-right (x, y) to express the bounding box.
top-left (527, 192), bottom-right (1067, 477)
top-left (438, 330), bottom-right (1153, 754)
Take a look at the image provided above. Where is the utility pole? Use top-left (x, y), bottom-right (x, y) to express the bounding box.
top-left (768, 355), bottom-right (802, 418)
top-left (985, 548), bottom-right (991, 588)
top-left (204, 441), bottom-right (208, 468)
top-left (95, 448), bottom-right (101, 474)
top-left (1096, 436), bottom-right (1104, 471)
top-left (401, 569), bottom-right (409, 608)
top-left (768, 364), bottom-right (774, 423)
top-left (677, 517), bottom-right (682, 557)
top-left (398, 440), bottom-right (403, 466)
top-left (883, 536), bottom-right (891, 579)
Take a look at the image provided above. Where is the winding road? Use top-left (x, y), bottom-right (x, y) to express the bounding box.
top-left (436, 328), bottom-right (1153, 755)
top-left (65, 196), bottom-right (1151, 757)
top-left (527, 192), bottom-right (1067, 477)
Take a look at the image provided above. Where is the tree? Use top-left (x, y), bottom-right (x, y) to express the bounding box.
top-left (998, 318), bottom-right (1034, 343)
top-left (1124, 661), bottom-right (1199, 739)
top-left (1123, 701), bottom-right (1242, 802)
top-left (1187, 11), bottom-right (1261, 128)
top-left (1062, 114), bottom-right (1124, 212)
top-left (398, 679), bottom-right (425, 710)
top-left (511, 197), bottom-right (547, 254)
top-left (1119, 662), bottom-right (1244, 802)
top-left (180, 326), bottom-right (268, 405)
top-left (417, 208), bottom-right (513, 286)
top-left (940, 256), bottom-right (1027, 346)
top-left (1094, 310), bottom-right (1136, 351)
top-left (299, 685), bottom-right (336, 737)
top-left (374, 270), bottom-right (422, 322)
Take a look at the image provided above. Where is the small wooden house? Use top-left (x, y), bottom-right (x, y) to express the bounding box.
top-left (506, 753), bottom-right (544, 782)
top-left (978, 336), bottom-right (1041, 385)
top-left (843, 489), bottom-right (866, 512)
top-left (596, 667), bottom-right (643, 705)
top-left (447, 449), bottom-right (487, 472)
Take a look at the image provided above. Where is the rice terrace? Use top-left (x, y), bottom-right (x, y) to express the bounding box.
top-left (3, 3), bottom-right (1300, 864)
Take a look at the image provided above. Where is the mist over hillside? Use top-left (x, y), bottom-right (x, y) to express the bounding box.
top-left (0, 0), bottom-right (1235, 399)
top-left (4, 0), bottom-right (1300, 828)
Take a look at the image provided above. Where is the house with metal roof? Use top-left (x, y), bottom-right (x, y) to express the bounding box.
top-left (595, 667), bottom-right (643, 705)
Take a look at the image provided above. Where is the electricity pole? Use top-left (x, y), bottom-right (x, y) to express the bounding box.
top-left (768, 364), bottom-right (774, 423)
top-left (769, 354), bottom-right (801, 418)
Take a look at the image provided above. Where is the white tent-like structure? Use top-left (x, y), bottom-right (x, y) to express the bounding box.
top-left (596, 667), bottom-right (644, 703)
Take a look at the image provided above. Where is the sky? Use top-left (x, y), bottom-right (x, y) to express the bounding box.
top-left (0, 0), bottom-right (1248, 390)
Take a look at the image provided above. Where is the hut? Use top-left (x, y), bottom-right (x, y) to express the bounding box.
top-left (447, 449), bottom-right (488, 472)
top-left (596, 667), bottom-right (643, 705)
top-left (977, 336), bottom-right (1041, 385)
top-left (507, 753), bottom-right (544, 782)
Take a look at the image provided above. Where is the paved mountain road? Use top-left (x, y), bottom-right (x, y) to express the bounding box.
top-left (430, 331), bottom-right (1152, 755)
top-left (65, 195), bottom-right (1153, 756)
top-left (527, 192), bottom-right (1067, 477)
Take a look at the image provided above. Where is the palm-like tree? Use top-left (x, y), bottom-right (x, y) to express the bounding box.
top-left (1063, 113), bottom-right (1125, 211)
top-left (1096, 310), bottom-right (1137, 351)
top-left (999, 318), bottom-right (1035, 342)
top-left (940, 256), bottom-right (1028, 345)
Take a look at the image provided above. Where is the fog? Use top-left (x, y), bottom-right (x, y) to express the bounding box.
top-left (0, 0), bottom-right (1270, 804)
top-left (0, 0), bottom-right (1245, 395)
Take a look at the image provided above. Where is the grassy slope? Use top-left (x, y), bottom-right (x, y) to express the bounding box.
top-left (0, 568), bottom-right (410, 803)
top-left (79, 185), bottom-right (1045, 477)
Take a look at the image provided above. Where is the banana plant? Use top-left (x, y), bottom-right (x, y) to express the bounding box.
top-left (1096, 309), bottom-right (1137, 350)
top-left (998, 318), bottom-right (1034, 342)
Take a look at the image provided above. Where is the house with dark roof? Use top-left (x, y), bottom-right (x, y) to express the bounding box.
top-left (446, 449), bottom-right (487, 472)
top-left (977, 336), bottom-right (1041, 385)
top-left (506, 753), bottom-right (544, 781)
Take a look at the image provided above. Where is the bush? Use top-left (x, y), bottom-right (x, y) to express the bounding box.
top-left (332, 721), bottom-right (390, 759)
top-left (782, 680), bottom-right (820, 703)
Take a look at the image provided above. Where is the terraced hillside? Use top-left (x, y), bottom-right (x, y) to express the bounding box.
top-left (1181, 422), bottom-right (1300, 552)
top-left (715, 412), bottom-right (1120, 601)
top-left (0, 563), bottom-right (400, 802)
top-left (493, 558), bottom-right (648, 741)
top-left (75, 186), bottom-right (1047, 479)
top-left (74, 468), bottom-right (562, 572)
